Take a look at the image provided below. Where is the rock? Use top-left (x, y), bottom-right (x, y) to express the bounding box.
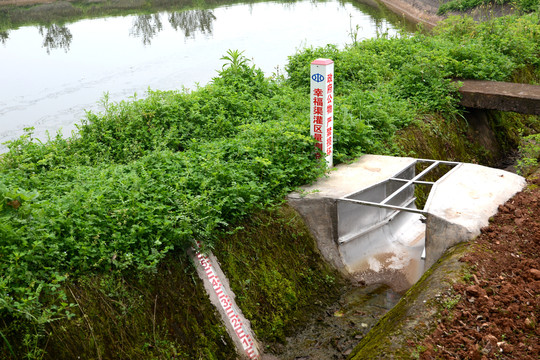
top-left (524, 318), bottom-right (535, 328)
top-left (465, 285), bottom-right (486, 298)
top-left (482, 334), bottom-right (498, 354)
top-left (529, 269), bottom-right (540, 280)
top-left (500, 342), bottom-right (514, 354)
top-left (485, 335), bottom-right (497, 344)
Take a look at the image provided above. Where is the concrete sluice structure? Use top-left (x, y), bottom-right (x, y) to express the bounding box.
top-left (288, 155), bottom-right (526, 292)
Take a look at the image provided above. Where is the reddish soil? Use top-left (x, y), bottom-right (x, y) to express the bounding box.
top-left (420, 173), bottom-right (540, 359)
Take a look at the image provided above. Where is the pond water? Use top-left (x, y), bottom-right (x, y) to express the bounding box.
top-left (0, 0), bottom-right (409, 151)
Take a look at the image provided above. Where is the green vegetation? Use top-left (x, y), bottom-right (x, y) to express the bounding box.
top-left (517, 133), bottom-right (540, 175)
top-left (438, 0), bottom-right (539, 15)
top-left (1, 9), bottom-right (539, 358)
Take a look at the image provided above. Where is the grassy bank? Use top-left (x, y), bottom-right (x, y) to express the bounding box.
top-left (1, 11), bottom-right (539, 359)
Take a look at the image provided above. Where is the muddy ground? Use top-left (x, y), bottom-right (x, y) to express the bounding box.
top-left (417, 172), bottom-right (540, 359)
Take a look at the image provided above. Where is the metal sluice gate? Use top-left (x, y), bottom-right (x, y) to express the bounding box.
top-left (336, 159), bottom-right (460, 261)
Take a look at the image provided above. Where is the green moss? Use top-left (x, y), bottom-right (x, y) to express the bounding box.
top-left (396, 114), bottom-right (482, 163)
top-left (41, 253), bottom-right (236, 360)
top-left (213, 205), bottom-right (346, 343)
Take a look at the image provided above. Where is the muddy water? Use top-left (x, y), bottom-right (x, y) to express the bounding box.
top-left (269, 284), bottom-right (401, 359)
top-left (0, 0), bottom-right (410, 151)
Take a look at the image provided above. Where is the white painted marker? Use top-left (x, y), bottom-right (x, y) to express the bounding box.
top-left (194, 242), bottom-right (260, 359)
top-left (310, 58), bottom-right (334, 168)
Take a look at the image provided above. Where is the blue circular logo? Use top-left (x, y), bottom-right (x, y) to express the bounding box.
top-left (312, 73), bottom-right (324, 82)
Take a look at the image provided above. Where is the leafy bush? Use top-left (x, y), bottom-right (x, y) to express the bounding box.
top-left (438, 0), bottom-right (539, 14)
top-left (516, 133), bottom-right (540, 175)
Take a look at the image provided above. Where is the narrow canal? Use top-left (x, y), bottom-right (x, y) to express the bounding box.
top-left (0, 0), bottom-right (411, 150)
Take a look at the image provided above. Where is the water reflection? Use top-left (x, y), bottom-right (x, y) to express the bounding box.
top-left (168, 9), bottom-right (216, 38)
top-left (0, 31), bottom-right (8, 44)
top-left (130, 14), bottom-right (163, 45)
top-left (0, 7), bottom-right (217, 50)
top-left (130, 9), bottom-right (216, 45)
top-left (38, 23), bottom-right (73, 54)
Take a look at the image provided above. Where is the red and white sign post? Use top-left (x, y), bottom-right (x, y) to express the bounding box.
top-left (310, 58), bottom-right (334, 168)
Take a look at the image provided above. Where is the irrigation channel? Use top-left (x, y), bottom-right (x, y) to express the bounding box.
top-left (0, 0), bottom-right (414, 151)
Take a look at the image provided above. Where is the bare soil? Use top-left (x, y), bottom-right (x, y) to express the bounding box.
top-left (419, 172), bottom-right (540, 359)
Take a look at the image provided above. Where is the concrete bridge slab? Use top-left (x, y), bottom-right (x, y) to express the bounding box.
top-left (458, 80), bottom-right (540, 115)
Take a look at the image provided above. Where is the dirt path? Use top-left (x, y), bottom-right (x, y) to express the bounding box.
top-left (419, 172), bottom-right (540, 359)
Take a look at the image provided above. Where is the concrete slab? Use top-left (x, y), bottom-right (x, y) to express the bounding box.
top-left (458, 80), bottom-right (540, 115)
top-left (290, 155), bottom-right (416, 200)
top-left (424, 163), bottom-right (526, 267)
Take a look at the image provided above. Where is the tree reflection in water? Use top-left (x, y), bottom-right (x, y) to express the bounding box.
top-left (1, 7), bottom-right (217, 51)
top-left (130, 9), bottom-right (216, 44)
top-left (38, 24), bottom-right (73, 54)
top-left (130, 13), bottom-right (163, 45)
top-left (0, 31), bottom-right (8, 45)
top-left (168, 9), bottom-right (216, 38)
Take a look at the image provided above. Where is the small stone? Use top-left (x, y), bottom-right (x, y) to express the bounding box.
top-left (524, 318), bottom-right (535, 328)
top-left (466, 285), bottom-right (486, 298)
top-left (483, 334), bottom-right (498, 352)
top-left (529, 269), bottom-right (540, 280)
top-left (500, 342), bottom-right (514, 353)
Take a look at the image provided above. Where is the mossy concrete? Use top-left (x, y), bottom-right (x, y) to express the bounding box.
top-left (213, 205), bottom-right (346, 345)
top-left (348, 243), bottom-right (470, 359)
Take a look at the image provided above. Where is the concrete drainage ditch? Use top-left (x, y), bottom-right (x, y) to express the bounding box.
top-left (192, 154), bottom-right (525, 359)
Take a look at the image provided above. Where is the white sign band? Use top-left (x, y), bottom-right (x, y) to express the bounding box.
top-left (195, 242), bottom-right (260, 359)
top-left (310, 58), bottom-right (334, 168)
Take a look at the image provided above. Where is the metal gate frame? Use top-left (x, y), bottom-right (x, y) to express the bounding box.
top-left (337, 159), bottom-right (460, 245)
